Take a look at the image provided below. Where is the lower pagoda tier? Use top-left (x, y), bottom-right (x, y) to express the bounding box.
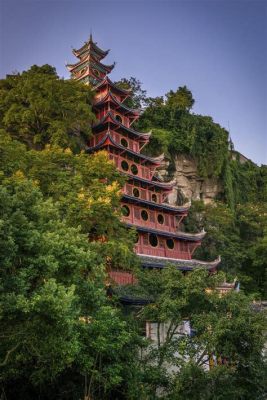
top-left (132, 228), bottom-right (204, 260)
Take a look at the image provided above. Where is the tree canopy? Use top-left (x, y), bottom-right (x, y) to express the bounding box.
top-left (0, 65), bottom-right (95, 152)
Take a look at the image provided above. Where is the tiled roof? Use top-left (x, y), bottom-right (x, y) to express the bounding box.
top-left (122, 194), bottom-right (189, 214)
top-left (138, 254), bottom-right (221, 271)
top-left (128, 224), bottom-right (206, 241)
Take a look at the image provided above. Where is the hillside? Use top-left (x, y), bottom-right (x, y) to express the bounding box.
top-left (0, 66), bottom-right (266, 399)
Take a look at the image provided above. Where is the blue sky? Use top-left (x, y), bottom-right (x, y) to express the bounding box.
top-left (0, 0), bottom-right (266, 165)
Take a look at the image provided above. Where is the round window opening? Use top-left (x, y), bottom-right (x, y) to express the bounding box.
top-left (141, 210), bottom-right (148, 221)
top-left (149, 234), bottom-right (158, 247)
top-left (131, 164), bottom-right (138, 175)
top-left (115, 114), bottom-right (122, 123)
top-left (157, 214), bottom-right (164, 225)
top-left (121, 160), bottom-right (129, 171)
top-left (122, 205), bottom-right (130, 217)
top-left (133, 188), bottom-right (140, 198)
top-left (121, 138), bottom-right (128, 148)
top-left (166, 238), bottom-right (174, 250)
top-left (94, 69), bottom-right (100, 76)
top-left (151, 194), bottom-right (157, 202)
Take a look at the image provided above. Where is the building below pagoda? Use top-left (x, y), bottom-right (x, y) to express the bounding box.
top-left (66, 36), bottom-right (220, 285)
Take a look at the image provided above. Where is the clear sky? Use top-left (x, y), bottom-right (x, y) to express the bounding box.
top-left (0, 0), bottom-right (266, 165)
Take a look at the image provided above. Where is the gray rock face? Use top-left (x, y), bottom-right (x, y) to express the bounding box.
top-left (158, 154), bottom-right (223, 205)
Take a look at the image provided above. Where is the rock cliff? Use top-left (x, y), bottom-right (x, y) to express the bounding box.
top-left (158, 154), bottom-right (223, 205)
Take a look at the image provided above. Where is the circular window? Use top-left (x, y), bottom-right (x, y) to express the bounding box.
top-left (94, 69), bottom-right (100, 76)
top-left (151, 194), bottom-right (157, 203)
top-left (122, 205), bottom-right (130, 217)
top-left (166, 238), bottom-right (174, 250)
top-left (131, 164), bottom-right (138, 175)
top-left (120, 138), bottom-right (128, 148)
top-left (149, 234), bottom-right (158, 247)
top-left (157, 214), bottom-right (164, 225)
top-left (80, 68), bottom-right (86, 75)
top-left (121, 160), bottom-right (129, 171)
top-left (141, 210), bottom-right (148, 221)
top-left (133, 188), bottom-right (140, 198)
top-left (115, 114), bottom-right (122, 123)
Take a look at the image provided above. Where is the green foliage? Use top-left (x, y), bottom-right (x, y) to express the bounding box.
top-left (185, 200), bottom-right (267, 296)
top-left (142, 128), bottom-right (170, 157)
top-left (185, 201), bottom-right (243, 273)
top-left (190, 116), bottom-right (228, 178)
top-left (0, 132), bottom-right (139, 398)
top-left (235, 203), bottom-right (267, 295)
top-left (0, 65), bottom-right (95, 152)
top-left (0, 133), bottom-right (137, 271)
top-left (138, 90), bottom-right (229, 179)
top-left (134, 268), bottom-right (267, 400)
top-left (0, 174), bottom-right (91, 384)
top-left (165, 85), bottom-right (195, 111)
top-left (114, 76), bottom-right (148, 109)
top-left (227, 158), bottom-right (265, 205)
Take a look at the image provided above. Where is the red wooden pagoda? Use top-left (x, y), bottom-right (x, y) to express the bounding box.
top-left (67, 36), bottom-right (220, 284)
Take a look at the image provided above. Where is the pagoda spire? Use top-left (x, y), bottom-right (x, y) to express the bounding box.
top-left (67, 34), bottom-right (114, 85)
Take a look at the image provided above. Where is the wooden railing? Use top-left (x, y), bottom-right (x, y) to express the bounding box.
top-left (108, 270), bottom-right (136, 285)
top-left (121, 204), bottom-right (177, 233)
top-left (89, 131), bottom-right (139, 152)
top-left (109, 154), bottom-right (152, 180)
top-left (123, 183), bottom-right (166, 204)
top-left (135, 244), bottom-right (191, 260)
top-left (95, 109), bottom-right (131, 128)
top-left (109, 130), bottom-right (139, 152)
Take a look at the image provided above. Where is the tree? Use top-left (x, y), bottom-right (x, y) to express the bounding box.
top-left (138, 90), bottom-right (229, 179)
top-left (236, 202), bottom-right (267, 295)
top-left (131, 267), bottom-right (267, 399)
top-left (184, 200), bottom-right (267, 296)
top-left (0, 169), bottom-right (139, 400)
top-left (165, 86), bottom-right (195, 111)
top-left (0, 133), bottom-right (138, 272)
top-left (0, 65), bottom-right (95, 152)
top-left (0, 131), bottom-right (140, 399)
top-left (184, 201), bottom-right (243, 275)
top-left (115, 77), bottom-right (148, 109)
top-left (0, 173), bottom-right (92, 386)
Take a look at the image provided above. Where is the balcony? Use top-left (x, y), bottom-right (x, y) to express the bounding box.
top-left (135, 243), bottom-right (191, 260)
top-left (108, 270), bottom-right (136, 285)
top-left (123, 183), bottom-right (166, 204)
top-left (109, 154), bottom-right (152, 180)
top-left (121, 203), bottom-right (177, 233)
top-left (89, 131), bottom-right (140, 153)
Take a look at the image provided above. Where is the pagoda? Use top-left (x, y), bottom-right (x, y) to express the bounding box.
top-left (67, 36), bottom-right (220, 284)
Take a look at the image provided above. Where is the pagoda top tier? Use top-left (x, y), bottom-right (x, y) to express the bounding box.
top-left (72, 34), bottom-right (110, 60)
top-left (67, 35), bottom-right (115, 85)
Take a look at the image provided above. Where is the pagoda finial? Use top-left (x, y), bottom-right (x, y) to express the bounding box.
top-left (89, 30), bottom-right (93, 43)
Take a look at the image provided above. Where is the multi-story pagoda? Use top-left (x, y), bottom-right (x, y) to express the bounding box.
top-left (67, 36), bottom-right (220, 284)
